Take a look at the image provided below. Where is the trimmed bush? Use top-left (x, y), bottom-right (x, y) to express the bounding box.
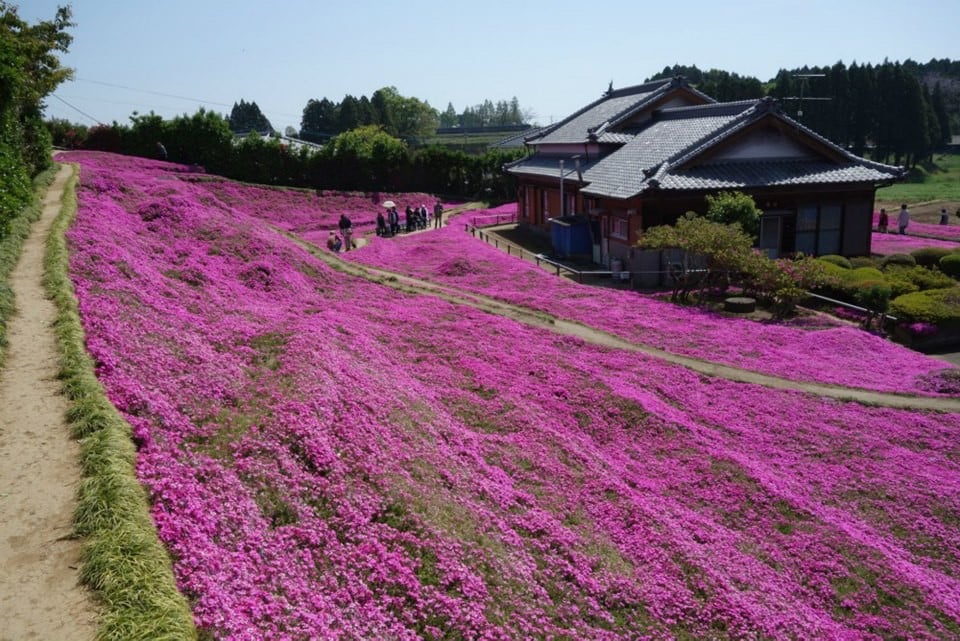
top-left (911, 246), bottom-right (955, 268)
top-left (880, 253), bottom-right (917, 269)
top-left (849, 256), bottom-right (879, 269)
top-left (940, 254), bottom-right (960, 279)
top-left (817, 254), bottom-right (852, 269)
top-left (885, 265), bottom-right (956, 291)
top-left (891, 287), bottom-right (960, 330)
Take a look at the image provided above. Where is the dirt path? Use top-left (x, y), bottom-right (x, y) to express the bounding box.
top-left (0, 164), bottom-right (98, 640)
top-left (296, 231), bottom-right (960, 413)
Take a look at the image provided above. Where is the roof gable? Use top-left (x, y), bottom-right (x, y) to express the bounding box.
top-left (527, 77), bottom-right (714, 146)
top-left (578, 98), bottom-right (903, 198)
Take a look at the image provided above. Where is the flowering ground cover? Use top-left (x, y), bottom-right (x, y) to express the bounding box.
top-left (871, 230), bottom-right (960, 255)
top-left (63, 150), bottom-right (960, 640)
top-left (345, 210), bottom-right (958, 396)
top-left (874, 210), bottom-right (960, 242)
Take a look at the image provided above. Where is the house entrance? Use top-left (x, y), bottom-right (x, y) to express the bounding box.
top-left (759, 210), bottom-right (795, 258)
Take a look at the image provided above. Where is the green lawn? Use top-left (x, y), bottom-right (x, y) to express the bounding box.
top-left (877, 152), bottom-right (960, 205)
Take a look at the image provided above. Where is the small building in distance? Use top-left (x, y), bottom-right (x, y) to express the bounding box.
top-left (506, 77), bottom-right (903, 268)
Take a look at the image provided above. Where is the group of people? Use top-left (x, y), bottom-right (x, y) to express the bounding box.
top-left (327, 201), bottom-right (445, 252)
top-left (876, 205), bottom-right (911, 234)
top-left (877, 204), bottom-right (960, 234)
top-left (375, 202), bottom-right (444, 237)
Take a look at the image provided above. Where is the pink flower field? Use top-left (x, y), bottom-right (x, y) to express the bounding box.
top-left (871, 231), bottom-right (960, 255)
top-left (874, 210), bottom-right (960, 242)
top-left (63, 151), bottom-right (960, 639)
top-left (347, 209), bottom-right (958, 396)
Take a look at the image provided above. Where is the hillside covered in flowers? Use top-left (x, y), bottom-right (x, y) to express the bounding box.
top-left (62, 151), bottom-right (960, 640)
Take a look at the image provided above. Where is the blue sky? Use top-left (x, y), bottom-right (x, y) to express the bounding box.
top-left (22, 0), bottom-right (959, 132)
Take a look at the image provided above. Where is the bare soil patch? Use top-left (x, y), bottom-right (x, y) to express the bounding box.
top-left (0, 164), bottom-right (98, 640)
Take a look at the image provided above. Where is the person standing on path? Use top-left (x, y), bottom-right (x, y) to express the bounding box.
top-left (940, 208), bottom-right (949, 225)
top-left (338, 214), bottom-right (353, 251)
top-left (433, 201), bottom-right (443, 228)
top-left (898, 204), bottom-right (910, 235)
top-left (878, 208), bottom-right (888, 233)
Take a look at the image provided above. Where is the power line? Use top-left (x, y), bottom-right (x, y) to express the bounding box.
top-left (49, 94), bottom-right (103, 125)
top-left (75, 77), bottom-right (234, 109)
top-left (72, 77), bottom-right (303, 122)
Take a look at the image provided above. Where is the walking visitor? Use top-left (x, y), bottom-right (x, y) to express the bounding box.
top-left (878, 208), bottom-right (888, 233)
top-left (898, 204), bottom-right (910, 235)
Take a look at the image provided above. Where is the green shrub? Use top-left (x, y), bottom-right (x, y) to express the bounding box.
top-left (847, 266), bottom-right (885, 283)
top-left (890, 287), bottom-right (960, 330)
top-left (940, 254), bottom-right (960, 279)
top-left (817, 254), bottom-right (852, 269)
top-left (880, 253), bottom-right (917, 269)
top-left (881, 272), bottom-right (921, 298)
top-left (886, 265), bottom-right (956, 291)
top-left (849, 256), bottom-right (879, 269)
top-left (911, 247), bottom-right (956, 268)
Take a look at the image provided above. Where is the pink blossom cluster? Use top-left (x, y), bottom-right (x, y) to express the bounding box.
top-left (871, 231), bottom-right (960, 255)
top-left (63, 151), bottom-right (960, 639)
top-left (348, 210), bottom-right (957, 396)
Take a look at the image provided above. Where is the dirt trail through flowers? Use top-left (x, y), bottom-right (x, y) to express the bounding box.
top-left (0, 164), bottom-right (98, 640)
top-left (297, 233), bottom-right (960, 413)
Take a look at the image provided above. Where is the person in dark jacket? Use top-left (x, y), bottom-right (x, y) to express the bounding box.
top-left (338, 214), bottom-right (353, 250)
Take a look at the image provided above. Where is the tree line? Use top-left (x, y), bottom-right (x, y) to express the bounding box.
top-left (651, 60), bottom-right (957, 168)
top-left (50, 112), bottom-right (524, 200)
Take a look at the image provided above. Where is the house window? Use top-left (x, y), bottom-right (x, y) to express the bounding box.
top-left (795, 205), bottom-right (818, 255)
top-left (795, 203), bottom-right (843, 255)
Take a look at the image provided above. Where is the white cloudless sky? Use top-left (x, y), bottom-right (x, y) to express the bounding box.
top-left (21, 0), bottom-right (960, 132)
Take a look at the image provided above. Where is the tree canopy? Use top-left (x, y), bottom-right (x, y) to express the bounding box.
top-left (228, 99), bottom-right (273, 135)
top-left (0, 1), bottom-right (73, 236)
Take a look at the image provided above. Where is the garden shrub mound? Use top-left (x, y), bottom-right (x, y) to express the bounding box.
top-left (891, 287), bottom-right (960, 330)
top-left (941, 253), bottom-right (960, 279)
top-left (880, 253), bottom-right (917, 269)
top-left (817, 254), bottom-right (852, 269)
top-left (64, 151), bottom-right (960, 640)
top-left (912, 246), bottom-right (957, 268)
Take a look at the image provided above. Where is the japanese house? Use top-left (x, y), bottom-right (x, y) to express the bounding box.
top-left (506, 77), bottom-right (903, 268)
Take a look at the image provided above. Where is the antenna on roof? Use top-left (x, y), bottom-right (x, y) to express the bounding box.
top-left (605, 80), bottom-right (613, 96)
top-left (782, 73), bottom-right (829, 119)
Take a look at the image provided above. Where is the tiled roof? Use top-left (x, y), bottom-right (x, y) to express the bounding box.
top-left (655, 159), bottom-right (902, 191)
top-left (489, 127), bottom-right (545, 149)
top-left (595, 132), bottom-right (635, 144)
top-left (579, 102), bottom-right (757, 198)
top-left (509, 94), bottom-right (903, 200)
top-left (526, 79), bottom-right (676, 145)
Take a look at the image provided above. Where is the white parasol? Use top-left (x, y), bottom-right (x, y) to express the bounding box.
top-left (381, 200), bottom-right (396, 208)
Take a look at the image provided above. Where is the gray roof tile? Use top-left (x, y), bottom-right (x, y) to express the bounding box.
top-left (528, 79), bottom-right (676, 144)
top-left (511, 94), bottom-right (903, 200)
top-left (655, 160), bottom-right (900, 191)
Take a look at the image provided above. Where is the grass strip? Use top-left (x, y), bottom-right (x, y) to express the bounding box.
top-left (0, 165), bottom-right (57, 367)
top-left (43, 163), bottom-right (198, 641)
